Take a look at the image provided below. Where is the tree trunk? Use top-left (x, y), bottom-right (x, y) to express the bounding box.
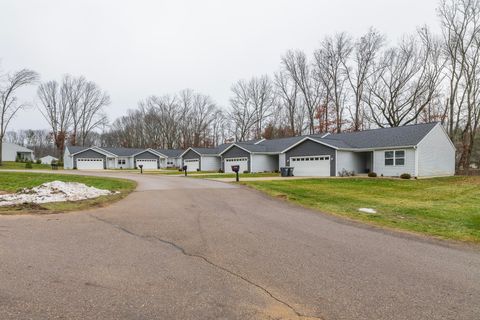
top-left (0, 140), bottom-right (3, 165)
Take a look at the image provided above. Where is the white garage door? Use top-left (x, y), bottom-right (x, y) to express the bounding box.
top-left (76, 158), bottom-right (104, 170)
top-left (290, 155), bottom-right (330, 177)
top-left (136, 159), bottom-right (158, 169)
top-left (224, 157), bottom-right (248, 173)
top-left (184, 159), bottom-right (200, 172)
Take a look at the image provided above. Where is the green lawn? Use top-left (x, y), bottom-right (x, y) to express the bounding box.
top-left (0, 161), bottom-right (56, 170)
top-left (191, 172), bottom-right (280, 179)
top-left (0, 172), bottom-right (136, 215)
top-left (243, 176), bottom-right (480, 243)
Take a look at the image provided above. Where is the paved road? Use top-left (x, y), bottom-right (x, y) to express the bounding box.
top-left (0, 172), bottom-right (479, 320)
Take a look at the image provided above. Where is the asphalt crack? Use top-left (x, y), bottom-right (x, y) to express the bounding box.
top-left (88, 214), bottom-right (322, 320)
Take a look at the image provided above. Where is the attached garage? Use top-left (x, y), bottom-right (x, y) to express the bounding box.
top-left (290, 155), bottom-right (330, 176)
top-left (224, 157), bottom-right (248, 173)
top-left (136, 159), bottom-right (158, 169)
top-left (285, 138), bottom-right (336, 177)
top-left (76, 158), bottom-right (104, 170)
top-left (72, 148), bottom-right (107, 170)
top-left (221, 145), bottom-right (251, 172)
top-left (133, 150), bottom-right (160, 170)
top-left (184, 159), bottom-right (200, 172)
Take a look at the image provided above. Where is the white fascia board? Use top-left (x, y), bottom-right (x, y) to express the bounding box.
top-left (254, 138), bottom-right (266, 145)
top-left (71, 147), bottom-right (112, 157)
top-left (131, 148), bottom-right (166, 158)
top-left (280, 137), bottom-right (339, 153)
top-left (219, 143), bottom-right (252, 156)
top-left (179, 147), bottom-right (201, 158)
top-left (92, 146), bottom-right (118, 157)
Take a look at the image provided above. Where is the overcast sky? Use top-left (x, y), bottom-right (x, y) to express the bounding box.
top-left (1, 0), bottom-right (441, 131)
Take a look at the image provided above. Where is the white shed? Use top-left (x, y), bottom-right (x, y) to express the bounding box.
top-left (40, 155), bottom-right (58, 165)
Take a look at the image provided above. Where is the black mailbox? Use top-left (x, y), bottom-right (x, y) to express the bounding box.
top-left (183, 165), bottom-right (188, 176)
top-left (138, 164), bottom-right (143, 174)
top-left (231, 165), bottom-right (240, 182)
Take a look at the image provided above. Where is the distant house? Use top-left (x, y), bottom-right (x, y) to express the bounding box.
top-left (64, 146), bottom-right (178, 170)
top-left (1, 142), bottom-right (34, 161)
top-left (39, 155), bottom-right (58, 165)
top-left (156, 149), bottom-right (184, 168)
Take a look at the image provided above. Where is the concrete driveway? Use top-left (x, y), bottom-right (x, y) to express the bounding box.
top-left (0, 172), bottom-right (479, 320)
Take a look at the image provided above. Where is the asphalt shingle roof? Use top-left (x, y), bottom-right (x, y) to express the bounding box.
top-left (322, 122), bottom-right (438, 149)
top-left (156, 149), bottom-right (184, 157)
top-left (66, 123), bottom-right (439, 157)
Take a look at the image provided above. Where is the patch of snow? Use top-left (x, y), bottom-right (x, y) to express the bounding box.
top-left (0, 181), bottom-right (116, 207)
top-left (358, 208), bottom-right (377, 214)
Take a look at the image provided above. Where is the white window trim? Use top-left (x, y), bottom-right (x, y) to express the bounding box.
top-left (384, 150), bottom-right (405, 167)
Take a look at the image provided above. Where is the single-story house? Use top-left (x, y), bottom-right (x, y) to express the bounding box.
top-left (218, 122), bottom-right (455, 177)
top-left (39, 155), bottom-right (58, 164)
top-left (65, 123), bottom-right (455, 177)
top-left (156, 149), bottom-right (184, 168)
top-left (64, 146), bottom-right (169, 170)
top-left (180, 145), bottom-right (230, 172)
top-left (1, 142), bottom-right (34, 161)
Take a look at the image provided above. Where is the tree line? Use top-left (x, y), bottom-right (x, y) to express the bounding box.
top-left (1, 0), bottom-right (480, 170)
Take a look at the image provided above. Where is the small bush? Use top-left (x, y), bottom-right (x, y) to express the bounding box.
top-left (274, 169), bottom-right (279, 173)
top-left (196, 168), bottom-right (200, 171)
top-left (368, 172), bottom-right (377, 177)
top-left (338, 168), bottom-right (355, 177)
top-left (243, 170), bottom-right (250, 174)
top-left (36, 159), bottom-right (41, 164)
top-left (25, 162), bottom-right (33, 169)
top-left (400, 173), bottom-right (411, 179)
top-left (218, 169), bottom-right (224, 173)
top-left (57, 161), bottom-right (64, 167)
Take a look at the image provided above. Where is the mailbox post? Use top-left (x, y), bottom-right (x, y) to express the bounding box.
top-left (138, 164), bottom-right (143, 174)
top-left (231, 165), bottom-right (240, 182)
top-left (183, 165), bottom-right (188, 176)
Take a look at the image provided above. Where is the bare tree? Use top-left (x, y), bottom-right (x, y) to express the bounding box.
top-left (78, 80), bottom-right (110, 145)
top-left (281, 50), bottom-right (323, 134)
top-left (274, 70), bottom-right (301, 135)
top-left (37, 80), bottom-right (71, 159)
top-left (439, 0), bottom-right (480, 170)
top-left (249, 75), bottom-right (275, 139)
top-left (229, 79), bottom-right (256, 140)
top-left (342, 28), bottom-right (385, 131)
top-left (314, 32), bottom-right (353, 133)
top-left (365, 33), bottom-right (444, 127)
top-left (0, 68), bottom-right (39, 164)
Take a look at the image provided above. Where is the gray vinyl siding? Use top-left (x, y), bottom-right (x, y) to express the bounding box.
top-left (182, 149), bottom-right (201, 168)
top-left (134, 151), bottom-right (160, 169)
top-left (73, 149), bottom-right (106, 169)
top-left (373, 148), bottom-right (416, 177)
top-left (221, 146), bottom-right (251, 171)
top-left (417, 124), bottom-right (455, 177)
top-left (251, 154), bottom-right (278, 172)
top-left (285, 140), bottom-right (336, 176)
top-left (201, 156), bottom-right (221, 171)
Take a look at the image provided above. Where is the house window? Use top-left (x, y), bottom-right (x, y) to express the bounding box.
top-left (118, 159), bottom-right (126, 165)
top-left (385, 150), bottom-right (405, 166)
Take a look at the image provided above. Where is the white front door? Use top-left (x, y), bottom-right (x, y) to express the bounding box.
top-left (184, 159), bottom-right (200, 172)
top-left (224, 157), bottom-right (248, 173)
top-left (76, 158), bottom-right (104, 170)
top-left (290, 155), bottom-right (330, 176)
top-left (136, 159), bottom-right (158, 170)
